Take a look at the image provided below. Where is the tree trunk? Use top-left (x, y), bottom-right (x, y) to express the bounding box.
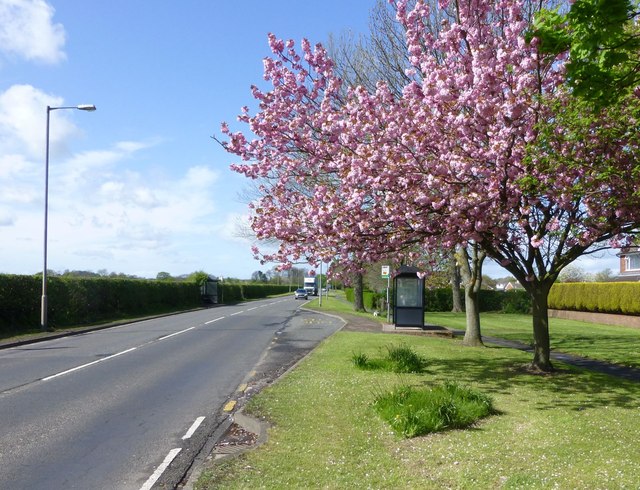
top-left (530, 283), bottom-right (554, 372)
top-left (353, 272), bottom-right (366, 312)
top-left (450, 252), bottom-right (463, 313)
top-left (456, 244), bottom-right (485, 347)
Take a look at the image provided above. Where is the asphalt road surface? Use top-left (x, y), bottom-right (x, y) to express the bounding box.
top-left (0, 297), bottom-right (343, 489)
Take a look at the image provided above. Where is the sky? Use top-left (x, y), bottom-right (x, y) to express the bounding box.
top-left (0, 0), bottom-right (621, 281)
top-left (0, 0), bottom-right (377, 280)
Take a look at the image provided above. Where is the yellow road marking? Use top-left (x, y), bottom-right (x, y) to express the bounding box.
top-left (223, 400), bottom-right (237, 412)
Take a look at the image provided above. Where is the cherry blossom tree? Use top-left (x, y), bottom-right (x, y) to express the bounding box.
top-left (389, 0), bottom-right (640, 369)
top-left (221, 0), bottom-right (640, 371)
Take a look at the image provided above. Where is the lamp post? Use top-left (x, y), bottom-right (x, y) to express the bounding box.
top-left (41, 104), bottom-right (96, 331)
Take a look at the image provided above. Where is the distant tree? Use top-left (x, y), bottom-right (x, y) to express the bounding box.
top-left (558, 265), bottom-right (590, 283)
top-left (61, 270), bottom-right (101, 278)
top-left (594, 268), bottom-right (615, 282)
top-left (187, 270), bottom-right (210, 285)
top-left (251, 270), bottom-right (269, 282)
top-left (156, 272), bottom-right (173, 281)
top-left (482, 275), bottom-right (498, 290)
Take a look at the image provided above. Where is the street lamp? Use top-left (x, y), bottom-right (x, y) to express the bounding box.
top-left (41, 104), bottom-right (96, 331)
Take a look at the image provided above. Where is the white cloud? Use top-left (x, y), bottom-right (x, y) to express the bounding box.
top-left (40, 152), bottom-right (225, 270)
top-left (0, 0), bottom-right (66, 64)
top-left (0, 209), bottom-right (14, 226)
top-left (0, 84), bottom-right (76, 159)
top-left (0, 83), bottom-right (249, 277)
top-left (214, 211), bottom-right (252, 243)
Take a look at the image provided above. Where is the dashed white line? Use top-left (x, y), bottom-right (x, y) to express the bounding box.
top-left (158, 326), bottom-right (196, 341)
top-left (247, 307), bottom-right (258, 311)
top-left (41, 347), bottom-right (138, 381)
top-left (182, 416), bottom-right (205, 440)
top-left (139, 448), bottom-right (182, 490)
top-left (41, 317), bottom-right (225, 382)
top-left (205, 317), bottom-right (225, 324)
top-left (230, 311), bottom-right (243, 316)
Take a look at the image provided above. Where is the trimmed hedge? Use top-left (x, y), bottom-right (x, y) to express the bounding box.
top-left (549, 282), bottom-right (640, 315)
top-left (424, 288), bottom-right (530, 313)
top-left (0, 275), bottom-right (292, 335)
top-left (345, 287), bottom-right (531, 314)
top-left (0, 274), bottom-right (202, 333)
top-left (219, 283), bottom-right (291, 303)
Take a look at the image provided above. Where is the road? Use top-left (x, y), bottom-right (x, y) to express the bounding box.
top-left (0, 297), bottom-right (343, 489)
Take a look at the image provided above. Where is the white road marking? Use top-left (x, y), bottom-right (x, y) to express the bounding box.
top-left (205, 317), bottom-right (225, 324)
top-left (158, 326), bottom-right (196, 341)
top-left (247, 307), bottom-right (258, 311)
top-left (139, 447), bottom-right (182, 490)
top-left (230, 311), bottom-right (243, 316)
top-left (182, 416), bottom-right (205, 440)
top-left (41, 317), bottom-right (225, 382)
top-left (41, 347), bottom-right (138, 381)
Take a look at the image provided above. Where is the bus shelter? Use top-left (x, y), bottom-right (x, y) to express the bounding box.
top-left (393, 266), bottom-right (425, 328)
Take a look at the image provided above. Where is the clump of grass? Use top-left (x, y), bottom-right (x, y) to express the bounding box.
top-left (385, 344), bottom-right (426, 373)
top-left (352, 343), bottom-right (427, 373)
top-left (351, 352), bottom-right (369, 369)
top-left (373, 381), bottom-right (496, 437)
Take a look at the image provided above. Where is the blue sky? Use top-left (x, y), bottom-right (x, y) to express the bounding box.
top-left (0, 0), bottom-right (374, 279)
top-left (0, 0), bottom-right (620, 280)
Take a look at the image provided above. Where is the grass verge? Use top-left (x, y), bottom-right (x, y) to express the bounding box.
top-left (352, 343), bottom-right (427, 373)
top-left (428, 312), bottom-right (640, 369)
top-left (196, 331), bottom-right (640, 489)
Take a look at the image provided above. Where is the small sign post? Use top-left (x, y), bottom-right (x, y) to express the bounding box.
top-left (381, 266), bottom-right (390, 322)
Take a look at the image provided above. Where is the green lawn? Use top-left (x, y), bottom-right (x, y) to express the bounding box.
top-left (196, 330), bottom-right (640, 489)
top-left (428, 312), bottom-right (640, 369)
top-left (310, 293), bottom-right (640, 369)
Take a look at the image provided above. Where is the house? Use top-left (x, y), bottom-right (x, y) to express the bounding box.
top-left (617, 247), bottom-right (640, 281)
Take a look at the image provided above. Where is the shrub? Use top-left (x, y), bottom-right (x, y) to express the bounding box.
top-left (385, 343), bottom-right (427, 373)
top-left (351, 343), bottom-right (427, 373)
top-left (373, 382), bottom-right (496, 438)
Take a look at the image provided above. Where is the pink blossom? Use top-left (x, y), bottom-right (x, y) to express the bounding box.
top-left (218, 1), bottom-right (640, 291)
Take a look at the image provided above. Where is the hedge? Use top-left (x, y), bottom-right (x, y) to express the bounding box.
top-left (548, 282), bottom-right (640, 315)
top-left (0, 275), bottom-right (202, 333)
top-left (345, 287), bottom-right (531, 314)
top-left (0, 275), bottom-right (292, 335)
top-left (344, 283), bottom-right (640, 316)
top-left (344, 289), bottom-right (386, 310)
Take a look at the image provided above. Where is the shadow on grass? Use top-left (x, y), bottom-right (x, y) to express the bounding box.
top-left (422, 349), bottom-right (640, 411)
top-left (551, 334), bottom-right (640, 368)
